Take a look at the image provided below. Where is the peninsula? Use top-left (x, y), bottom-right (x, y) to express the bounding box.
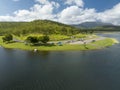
top-left (0, 20), bottom-right (119, 51)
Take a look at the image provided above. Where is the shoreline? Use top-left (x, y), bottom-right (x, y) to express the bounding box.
top-left (0, 37), bottom-right (119, 51)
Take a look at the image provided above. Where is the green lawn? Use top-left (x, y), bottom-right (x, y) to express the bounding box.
top-left (13, 34), bottom-right (89, 41)
top-left (90, 38), bottom-right (117, 48)
top-left (13, 34), bottom-right (70, 41)
top-left (0, 36), bottom-right (118, 51)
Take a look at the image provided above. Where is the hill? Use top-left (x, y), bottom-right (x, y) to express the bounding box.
top-left (0, 20), bottom-right (80, 36)
top-left (93, 25), bottom-right (120, 31)
top-left (72, 22), bottom-right (113, 28)
top-left (72, 21), bottom-right (120, 31)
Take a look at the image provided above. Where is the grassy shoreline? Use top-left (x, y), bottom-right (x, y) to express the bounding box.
top-left (0, 36), bottom-right (119, 51)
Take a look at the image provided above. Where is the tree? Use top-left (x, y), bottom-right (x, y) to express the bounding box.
top-left (41, 35), bottom-right (50, 44)
top-left (25, 36), bottom-right (39, 45)
top-left (2, 34), bottom-right (13, 43)
top-left (25, 35), bottom-right (50, 45)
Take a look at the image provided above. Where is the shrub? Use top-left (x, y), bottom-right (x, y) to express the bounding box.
top-left (41, 35), bottom-right (50, 44)
top-left (25, 36), bottom-right (39, 45)
top-left (25, 35), bottom-right (50, 45)
top-left (2, 34), bottom-right (13, 43)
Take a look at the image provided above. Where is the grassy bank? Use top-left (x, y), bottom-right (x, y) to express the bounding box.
top-left (13, 34), bottom-right (88, 41)
top-left (0, 36), bottom-right (118, 51)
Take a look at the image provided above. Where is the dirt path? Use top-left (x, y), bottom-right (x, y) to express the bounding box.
top-left (69, 37), bottom-right (106, 45)
top-left (49, 37), bottom-right (106, 45)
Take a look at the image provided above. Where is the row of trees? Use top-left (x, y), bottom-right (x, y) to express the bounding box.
top-left (2, 34), bottom-right (50, 45)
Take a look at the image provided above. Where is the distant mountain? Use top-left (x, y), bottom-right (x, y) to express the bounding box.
top-left (72, 22), bottom-right (114, 28)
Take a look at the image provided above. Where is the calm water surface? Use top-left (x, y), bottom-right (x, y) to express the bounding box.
top-left (0, 33), bottom-right (120, 90)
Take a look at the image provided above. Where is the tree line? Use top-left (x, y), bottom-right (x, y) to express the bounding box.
top-left (2, 34), bottom-right (50, 45)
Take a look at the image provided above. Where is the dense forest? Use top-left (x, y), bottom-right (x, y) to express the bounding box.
top-left (0, 20), bottom-right (80, 36)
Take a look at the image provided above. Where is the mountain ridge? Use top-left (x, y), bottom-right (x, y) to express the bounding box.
top-left (72, 21), bottom-right (115, 28)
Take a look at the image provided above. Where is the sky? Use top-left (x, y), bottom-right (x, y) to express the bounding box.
top-left (0, 0), bottom-right (120, 25)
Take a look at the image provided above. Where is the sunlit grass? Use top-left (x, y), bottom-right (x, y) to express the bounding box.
top-left (0, 36), bottom-right (118, 51)
top-left (13, 34), bottom-right (88, 41)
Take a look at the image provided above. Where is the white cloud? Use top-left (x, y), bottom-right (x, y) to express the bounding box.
top-left (13, 0), bottom-right (59, 21)
top-left (58, 2), bottom-right (120, 25)
top-left (65, 0), bottom-right (84, 7)
top-left (58, 6), bottom-right (97, 24)
top-left (1, 0), bottom-right (58, 21)
top-left (0, 0), bottom-right (120, 25)
top-left (0, 15), bottom-right (14, 21)
top-left (35, 0), bottom-right (49, 4)
top-left (35, 0), bottom-right (60, 8)
top-left (97, 3), bottom-right (120, 25)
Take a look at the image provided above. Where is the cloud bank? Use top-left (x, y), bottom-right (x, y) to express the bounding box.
top-left (1, 0), bottom-right (120, 25)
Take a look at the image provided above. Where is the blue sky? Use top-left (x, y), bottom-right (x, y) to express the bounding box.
top-left (0, 0), bottom-right (35, 15)
top-left (84, 0), bottom-right (120, 11)
top-left (0, 0), bottom-right (120, 15)
top-left (0, 0), bottom-right (120, 25)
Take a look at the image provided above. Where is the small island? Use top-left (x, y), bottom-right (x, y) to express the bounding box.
top-left (0, 20), bottom-right (119, 51)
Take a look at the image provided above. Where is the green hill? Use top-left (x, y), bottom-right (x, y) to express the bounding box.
top-left (0, 20), bottom-right (80, 36)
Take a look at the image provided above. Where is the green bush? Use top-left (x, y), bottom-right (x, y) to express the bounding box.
top-left (25, 35), bottom-right (50, 45)
top-left (41, 35), bottom-right (50, 44)
top-left (25, 36), bottom-right (39, 45)
top-left (2, 34), bottom-right (13, 43)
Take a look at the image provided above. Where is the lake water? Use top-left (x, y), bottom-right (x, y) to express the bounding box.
top-left (0, 32), bottom-right (120, 90)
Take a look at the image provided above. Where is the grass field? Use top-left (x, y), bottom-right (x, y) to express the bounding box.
top-left (0, 36), bottom-right (118, 51)
top-left (13, 34), bottom-right (89, 41)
